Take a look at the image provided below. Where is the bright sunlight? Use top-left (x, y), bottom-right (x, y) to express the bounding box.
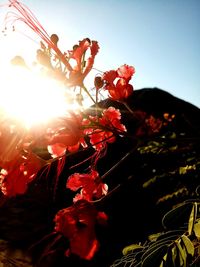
top-left (0, 65), bottom-right (77, 128)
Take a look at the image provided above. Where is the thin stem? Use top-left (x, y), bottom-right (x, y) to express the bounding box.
top-left (82, 84), bottom-right (96, 104)
top-left (92, 67), bottom-right (104, 73)
top-left (93, 174), bottom-right (135, 204)
top-left (100, 141), bottom-right (141, 181)
top-left (95, 88), bottom-right (98, 116)
top-left (121, 101), bottom-right (135, 115)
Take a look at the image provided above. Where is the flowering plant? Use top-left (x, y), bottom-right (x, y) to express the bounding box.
top-left (0, 1), bottom-right (200, 267)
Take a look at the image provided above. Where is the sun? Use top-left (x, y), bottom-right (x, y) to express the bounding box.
top-left (0, 64), bottom-right (78, 129)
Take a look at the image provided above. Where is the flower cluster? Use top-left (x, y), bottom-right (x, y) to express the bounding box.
top-left (54, 200), bottom-right (107, 260)
top-left (67, 170), bottom-right (108, 202)
top-left (103, 64), bottom-right (135, 100)
top-left (0, 0), bottom-right (173, 261)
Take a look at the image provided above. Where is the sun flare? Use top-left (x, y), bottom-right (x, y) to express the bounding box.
top-left (0, 65), bottom-right (77, 128)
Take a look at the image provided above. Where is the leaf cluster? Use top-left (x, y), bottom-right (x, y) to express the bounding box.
top-left (110, 200), bottom-right (200, 267)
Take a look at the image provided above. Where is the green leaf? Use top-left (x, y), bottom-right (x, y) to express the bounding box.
top-left (122, 244), bottom-right (144, 255)
top-left (188, 202), bottom-right (197, 235)
top-left (157, 187), bottom-right (188, 204)
top-left (141, 244), bottom-right (168, 267)
top-left (148, 232), bottom-right (163, 242)
top-left (171, 245), bottom-right (178, 266)
top-left (163, 245), bottom-right (179, 267)
top-left (162, 202), bottom-right (193, 230)
top-left (181, 234), bottom-right (194, 256)
top-left (176, 239), bottom-right (187, 267)
top-left (159, 256), bottom-right (166, 267)
top-left (179, 164), bottom-right (196, 175)
top-left (156, 230), bottom-right (185, 242)
top-left (194, 221), bottom-right (200, 239)
top-left (142, 239), bottom-right (173, 257)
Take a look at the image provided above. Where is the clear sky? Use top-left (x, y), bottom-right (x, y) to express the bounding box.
top-left (0, 0), bottom-right (199, 107)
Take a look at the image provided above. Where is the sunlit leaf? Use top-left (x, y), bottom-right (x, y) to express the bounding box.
top-left (157, 187), bottom-right (188, 204)
top-left (156, 230), bottom-right (185, 242)
top-left (148, 232), bottom-right (163, 242)
top-left (171, 245), bottom-right (178, 266)
top-left (162, 202), bottom-right (193, 230)
top-left (122, 244), bottom-right (144, 255)
top-left (181, 234), bottom-right (194, 256)
top-left (163, 246), bottom-right (178, 267)
top-left (141, 244), bottom-right (168, 267)
top-left (140, 238), bottom-right (176, 267)
top-left (159, 256), bottom-right (166, 267)
top-left (188, 202), bottom-right (197, 235)
top-left (194, 220), bottom-right (200, 239)
top-left (143, 239), bottom-right (173, 257)
top-left (176, 240), bottom-right (187, 267)
top-left (179, 165), bottom-right (196, 175)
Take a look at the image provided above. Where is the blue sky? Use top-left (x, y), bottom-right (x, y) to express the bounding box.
top-left (0, 0), bottom-right (200, 107)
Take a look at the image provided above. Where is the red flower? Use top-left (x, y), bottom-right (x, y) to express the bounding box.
top-left (54, 200), bottom-right (107, 260)
top-left (69, 39), bottom-right (91, 72)
top-left (145, 115), bottom-right (163, 133)
top-left (0, 123), bottom-right (46, 196)
top-left (88, 129), bottom-right (115, 151)
top-left (47, 138), bottom-right (87, 158)
top-left (82, 108), bottom-right (126, 151)
top-left (117, 64), bottom-right (135, 81)
top-left (7, 2), bottom-right (99, 87)
top-left (68, 39), bottom-right (100, 87)
top-left (135, 113), bottom-right (163, 136)
top-left (47, 143), bottom-right (67, 158)
top-left (102, 70), bottom-right (117, 85)
top-left (0, 165), bottom-right (28, 196)
top-left (103, 64), bottom-right (135, 100)
top-left (0, 150), bottom-right (44, 197)
top-left (47, 115), bottom-right (86, 158)
top-left (113, 79), bottom-right (133, 99)
top-left (67, 170), bottom-right (108, 202)
top-left (100, 107), bottom-right (127, 133)
top-left (82, 116), bottom-right (110, 151)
